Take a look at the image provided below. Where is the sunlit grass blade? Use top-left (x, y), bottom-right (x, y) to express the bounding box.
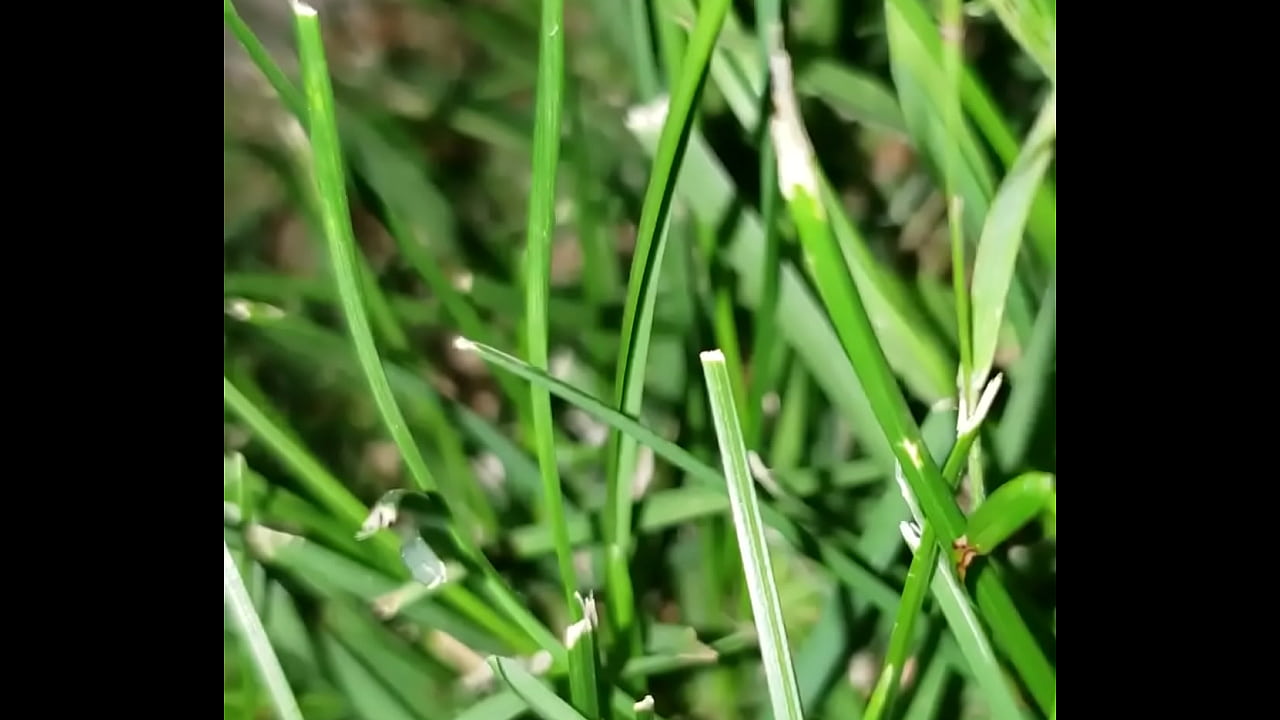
top-left (224, 540), bottom-right (305, 720)
top-left (604, 0), bottom-right (732, 669)
top-left (700, 350), bottom-right (804, 720)
top-left (490, 656), bottom-right (590, 720)
top-left (521, 0), bottom-right (596, 711)
top-left (969, 90), bottom-right (1057, 392)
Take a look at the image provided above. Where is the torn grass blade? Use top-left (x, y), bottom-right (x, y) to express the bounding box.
top-left (355, 490), bottom-right (451, 589)
top-left (700, 350), bottom-right (804, 720)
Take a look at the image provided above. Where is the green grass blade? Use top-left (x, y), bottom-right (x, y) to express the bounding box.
top-left (522, 0), bottom-right (596, 711)
top-left (291, 3), bottom-right (436, 497)
top-left (223, 376), bottom-right (375, 535)
top-left (970, 90), bottom-right (1057, 391)
top-left (766, 40), bottom-right (1055, 714)
top-left (604, 0), bottom-right (732, 668)
top-left (489, 656), bottom-right (590, 720)
top-left (965, 472), bottom-right (1055, 554)
top-left (224, 540), bottom-right (305, 720)
top-left (769, 42), bottom-right (966, 541)
top-left (661, 2), bottom-right (957, 404)
top-left (863, 382), bottom-right (997, 720)
top-left (700, 350), bottom-right (804, 720)
top-left (290, 5), bottom-right (570, 663)
top-left (898, 524), bottom-right (1026, 720)
top-left (459, 339), bottom-right (905, 612)
top-left (223, 0), bottom-right (303, 119)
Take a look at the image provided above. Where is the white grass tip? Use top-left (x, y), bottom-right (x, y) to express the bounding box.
top-left (899, 521), bottom-right (922, 552)
top-left (355, 496), bottom-right (401, 541)
top-left (958, 372), bottom-right (1005, 435)
top-left (634, 695), bottom-right (655, 712)
top-left (564, 593), bottom-right (600, 649)
top-left (626, 95), bottom-right (671, 132)
top-left (699, 349), bottom-right (726, 363)
top-left (291, 1), bottom-right (317, 17)
top-left (451, 336), bottom-right (477, 352)
top-left (768, 45), bottom-right (820, 201)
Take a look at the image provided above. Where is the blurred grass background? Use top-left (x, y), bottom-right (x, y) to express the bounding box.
top-left (223, 0), bottom-right (1056, 718)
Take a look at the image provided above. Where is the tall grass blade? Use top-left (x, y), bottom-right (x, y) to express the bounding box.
top-left (604, 0), bottom-right (732, 668)
top-left (700, 350), bottom-right (804, 720)
top-left (290, 2), bottom-right (436, 497)
top-left (521, 0), bottom-right (598, 710)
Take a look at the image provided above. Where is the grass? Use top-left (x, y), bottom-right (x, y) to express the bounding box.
top-left (224, 1), bottom-right (1056, 718)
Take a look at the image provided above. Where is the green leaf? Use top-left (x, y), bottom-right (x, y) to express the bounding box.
top-left (965, 472), bottom-right (1055, 554)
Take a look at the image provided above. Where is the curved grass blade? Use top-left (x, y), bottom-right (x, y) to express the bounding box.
top-left (290, 1), bottom-right (568, 668)
top-left (224, 540), bottom-right (305, 720)
top-left (965, 472), bottom-right (1055, 554)
top-left (489, 656), bottom-right (590, 720)
top-left (700, 350), bottom-right (804, 720)
top-left (603, 0), bottom-right (732, 671)
top-left (291, 2), bottom-right (436, 497)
